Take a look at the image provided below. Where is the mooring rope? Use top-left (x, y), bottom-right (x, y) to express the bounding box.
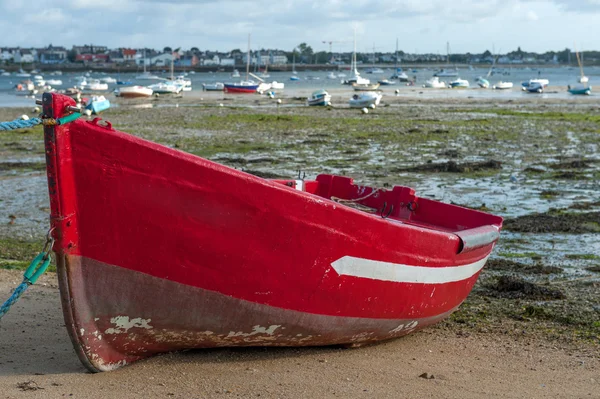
top-left (0, 112), bottom-right (81, 132)
top-left (0, 117), bottom-right (42, 131)
top-left (0, 230), bottom-right (54, 322)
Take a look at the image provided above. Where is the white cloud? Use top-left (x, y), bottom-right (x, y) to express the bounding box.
top-left (526, 10), bottom-right (539, 20)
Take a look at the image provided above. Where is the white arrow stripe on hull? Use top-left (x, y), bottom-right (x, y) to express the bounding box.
top-left (331, 256), bottom-right (489, 284)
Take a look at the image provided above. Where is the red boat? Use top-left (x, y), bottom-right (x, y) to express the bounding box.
top-left (43, 93), bottom-right (502, 372)
top-left (223, 81), bottom-right (259, 93)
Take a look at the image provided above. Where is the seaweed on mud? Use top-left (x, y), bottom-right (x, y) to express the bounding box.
top-left (484, 276), bottom-right (566, 300)
top-left (503, 211), bottom-right (600, 233)
top-left (552, 171), bottom-right (588, 180)
top-left (549, 159), bottom-right (595, 170)
top-left (0, 161), bottom-right (46, 171)
top-left (523, 166), bottom-right (545, 174)
top-left (586, 266), bottom-right (600, 273)
top-left (486, 259), bottom-right (563, 275)
top-left (393, 160), bottom-right (502, 173)
top-left (438, 149), bottom-right (460, 158)
top-left (241, 169), bottom-right (287, 179)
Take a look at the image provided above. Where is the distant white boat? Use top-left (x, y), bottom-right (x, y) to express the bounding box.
top-left (521, 79), bottom-right (549, 90)
top-left (449, 78), bottom-right (469, 88)
top-left (135, 71), bottom-right (163, 81)
top-left (33, 75), bottom-right (45, 87)
top-left (270, 81), bottom-right (285, 90)
top-left (231, 69), bottom-right (241, 78)
top-left (202, 82), bottom-right (225, 91)
top-left (422, 77), bottom-right (446, 88)
top-left (349, 92), bottom-right (382, 108)
top-left (136, 50), bottom-right (162, 80)
top-left (492, 81), bottom-right (513, 90)
top-left (171, 75), bottom-right (192, 91)
top-left (148, 81), bottom-right (183, 94)
top-left (100, 77), bottom-right (117, 84)
top-left (434, 42), bottom-right (458, 77)
top-left (365, 67), bottom-right (384, 74)
top-left (434, 68), bottom-right (459, 77)
top-left (307, 90), bottom-right (331, 106)
top-left (46, 79), bottom-right (63, 86)
top-left (342, 29), bottom-right (370, 86)
top-left (327, 72), bottom-right (337, 79)
top-left (116, 85), bottom-right (154, 98)
top-left (80, 79), bottom-right (109, 91)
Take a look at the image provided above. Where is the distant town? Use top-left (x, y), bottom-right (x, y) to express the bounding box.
top-left (1, 44), bottom-right (598, 72)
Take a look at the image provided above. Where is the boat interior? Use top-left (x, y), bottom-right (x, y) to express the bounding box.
top-left (273, 174), bottom-right (503, 252)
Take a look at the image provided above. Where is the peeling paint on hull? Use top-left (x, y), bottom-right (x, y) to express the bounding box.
top-left (59, 255), bottom-right (456, 372)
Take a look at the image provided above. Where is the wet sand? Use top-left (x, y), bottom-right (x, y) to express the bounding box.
top-left (0, 271), bottom-right (597, 399)
top-left (1, 92), bottom-right (599, 397)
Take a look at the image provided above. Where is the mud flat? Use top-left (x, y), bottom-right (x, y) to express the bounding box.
top-left (0, 94), bottom-right (598, 397)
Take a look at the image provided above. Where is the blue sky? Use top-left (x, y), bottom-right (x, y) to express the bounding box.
top-left (1, 0), bottom-right (599, 54)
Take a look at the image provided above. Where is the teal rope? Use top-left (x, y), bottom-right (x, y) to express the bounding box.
top-left (0, 117), bottom-right (42, 131)
top-left (0, 282), bottom-right (30, 321)
top-left (0, 252), bottom-right (52, 322)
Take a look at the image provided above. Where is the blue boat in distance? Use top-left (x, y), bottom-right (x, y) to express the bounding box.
top-left (85, 95), bottom-right (110, 114)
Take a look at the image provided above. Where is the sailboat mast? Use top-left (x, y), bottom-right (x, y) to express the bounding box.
top-left (395, 38), bottom-right (398, 70)
top-left (246, 34), bottom-right (251, 80)
top-left (576, 51), bottom-right (584, 78)
top-left (353, 29), bottom-right (357, 75)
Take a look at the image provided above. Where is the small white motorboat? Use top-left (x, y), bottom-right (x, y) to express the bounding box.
top-left (349, 91), bottom-right (382, 108)
top-left (270, 81), bottom-right (285, 90)
top-left (492, 81), bottom-right (513, 90)
top-left (307, 89), bottom-right (332, 106)
top-left (116, 85), bottom-right (154, 98)
top-left (46, 79), bottom-right (63, 86)
top-left (327, 72), bottom-right (337, 79)
top-left (202, 82), bottom-right (225, 91)
top-left (352, 83), bottom-right (381, 91)
top-left (80, 79), bottom-right (109, 91)
top-left (148, 81), bottom-right (183, 94)
top-left (521, 79), bottom-right (549, 90)
top-left (449, 78), bottom-right (469, 88)
top-left (100, 77), bottom-right (117, 84)
top-left (231, 69), bottom-right (241, 78)
top-left (422, 77), bottom-right (446, 89)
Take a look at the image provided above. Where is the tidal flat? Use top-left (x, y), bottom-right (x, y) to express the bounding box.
top-left (0, 93), bottom-right (599, 347)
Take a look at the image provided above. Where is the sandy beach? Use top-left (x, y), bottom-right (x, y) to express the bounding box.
top-left (0, 91), bottom-right (599, 398)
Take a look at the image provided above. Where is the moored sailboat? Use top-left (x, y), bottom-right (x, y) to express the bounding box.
top-left (224, 35), bottom-right (260, 94)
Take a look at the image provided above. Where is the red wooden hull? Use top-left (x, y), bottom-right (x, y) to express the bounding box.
top-left (43, 93), bottom-right (502, 372)
top-left (223, 83), bottom-right (259, 93)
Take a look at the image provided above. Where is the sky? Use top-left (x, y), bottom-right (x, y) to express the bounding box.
top-left (1, 0), bottom-right (599, 54)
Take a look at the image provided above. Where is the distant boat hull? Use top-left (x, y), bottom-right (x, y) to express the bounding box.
top-left (492, 82), bottom-right (513, 90)
top-left (86, 97), bottom-right (111, 114)
top-left (202, 82), bottom-right (225, 91)
top-left (353, 83), bottom-right (381, 91)
top-left (568, 86), bottom-right (592, 95)
top-left (349, 92), bottom-right (382, 108)
top-left (308, 90), bottom-right (332, 106)
top-left (449, 79), bottom-right (469, 89)
top-left (117, 86), bottom-right (154, 98)
top-left (224, 82), bottom-right (259, 93)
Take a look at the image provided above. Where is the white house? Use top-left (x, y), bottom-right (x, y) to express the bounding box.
top-left (203, 55), bottom-right (220, 66)
top-left (220, 58), bottom-right (235, 66)
top-left (1, 48), bottom-right (15, 61)
top-left (148, 53), bottom-right (173, 66)
top-left (14, 49), bottom-right (36, 63)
